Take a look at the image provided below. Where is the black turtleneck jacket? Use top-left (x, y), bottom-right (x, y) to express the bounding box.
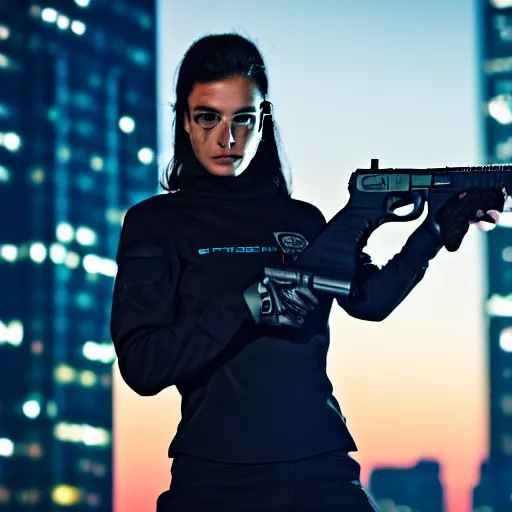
top-left (110, 160), bottom-right (443, 464)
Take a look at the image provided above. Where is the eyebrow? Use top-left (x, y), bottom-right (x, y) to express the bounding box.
top-left (192, 105), bottom-right (257, 114)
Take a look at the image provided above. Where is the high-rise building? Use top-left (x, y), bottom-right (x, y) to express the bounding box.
top-left (0, 0), bottom-right (158, 510)
top-left (369, 459), bottom-right (445, 512)
top-left (474, 0), bottom-right (512, 510)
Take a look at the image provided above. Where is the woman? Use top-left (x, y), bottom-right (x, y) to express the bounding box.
top-left (111, 33), bottom-right (500, 511)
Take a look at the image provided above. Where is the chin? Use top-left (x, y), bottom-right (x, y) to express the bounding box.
top-left (207, 164), bottom-right (236, 177)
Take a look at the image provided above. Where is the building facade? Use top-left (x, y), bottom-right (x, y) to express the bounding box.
top-left (474, 0), bottom-right (512, 510)
top-left (369, 459), bottom-right (445, 512)
top-left (0, 0), bottom-right (158, 509)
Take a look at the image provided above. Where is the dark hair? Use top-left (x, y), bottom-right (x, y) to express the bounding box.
top-left (160, 33), bottom-right (291, 195)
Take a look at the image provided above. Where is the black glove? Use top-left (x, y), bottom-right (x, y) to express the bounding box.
top-left (243, 271), bottom-right (319, 328)
top-left (424, 187), bottom-right (506, 252)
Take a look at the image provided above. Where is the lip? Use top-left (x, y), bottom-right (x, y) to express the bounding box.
top-left (213, 156), bottom-right (241, 165)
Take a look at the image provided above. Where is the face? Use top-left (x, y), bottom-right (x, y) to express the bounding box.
top-left (184, 76), bottom-right (265, 177)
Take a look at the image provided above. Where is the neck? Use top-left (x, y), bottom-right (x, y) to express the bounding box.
top-left (177, 155), bottom-right (283, 200)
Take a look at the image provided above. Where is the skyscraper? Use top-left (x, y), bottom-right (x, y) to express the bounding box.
top-left (0, 0), bottom-right (158, 510)
top-left (369, 459), bottom-right (445, 512)
top-left (474, 0), bottom-right (512, 510)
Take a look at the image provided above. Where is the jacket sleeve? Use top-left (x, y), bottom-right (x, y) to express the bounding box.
top-left (336, 223), bottom-right (443, 322)
top-left (110, 207), bottom-right (254, 396)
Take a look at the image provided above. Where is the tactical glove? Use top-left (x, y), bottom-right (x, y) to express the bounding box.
top-left (243, 271), bottom-right (319, 328)
top-left (425, 187), bottom-right (506, 252)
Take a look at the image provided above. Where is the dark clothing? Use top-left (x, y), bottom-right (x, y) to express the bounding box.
top-left (110, 161), bottom-right (442, 464)
top-left (157, 450), bottom-right (379, 511)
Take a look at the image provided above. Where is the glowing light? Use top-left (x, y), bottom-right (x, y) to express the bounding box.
top-left (41, 8), bottom-right (58, 23)
top-left (82, 254), bottom-right (116, 277)
top-left (0, 25), bottom-right (9, 40)
top-left (71, 20), bottom-right (86, 36)
top-left (56, 223), bottom-right (74, 243)
top-left (0, 320), bottom-right (23, 346)
top-left (56, 15), bottom-right (70, 30)
top-left (490, 0), bottom-right (512, 8)
top-left (119, 116), bottom-right (135, 133)
top-left (65, 252), bottom-right (80, 269)
top-left (83, 341), bottom-right (116, 364)
top-left (57, 146), bottom-right (71, 162)
top-left (75, 227), bottom-right (97, 246)
top-left (0, 165), bottom-right (9, 182)
top-left (80, 370), bottom-right (96, 387)
top-left (3, 132), bottom-right (21, 152)
top-left (22, 400), bottom-right (41, 419)
top-left (74, 0), bottom-right (91, 7)
top-left (488, 94), bottom-right (512, 125)
top-left (0, 438), bottom-right (14, 457)
top-left (51, 485), bottom-right (81, 506)
top-left (486, 294), bottom-right (512, 317)
top-left (49, 243), bottom-right (67, 264)
top-left (54, 365), bottom-right (76, 384)
top-left (0, 245), bottom-right (17, 262)
top-left (54, 422), bottom-right (111, 447)
top-left (90, 156), bottom-right (104, 171)
top-left (137, 147), bottom-right (154, 165)
top-left (500, 327), bottom-right (512, 353)
top-left (29, 243), bottom-right (47, 263)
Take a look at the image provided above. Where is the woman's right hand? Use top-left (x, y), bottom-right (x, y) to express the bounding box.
top-left (243, 273), bottom-right (318, 328)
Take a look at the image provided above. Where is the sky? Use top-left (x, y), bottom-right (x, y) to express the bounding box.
top-left (114, 1), bottom-right (490, 511)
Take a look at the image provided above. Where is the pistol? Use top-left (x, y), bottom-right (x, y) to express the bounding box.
top-left (264, 158), bottom-right (512, 298)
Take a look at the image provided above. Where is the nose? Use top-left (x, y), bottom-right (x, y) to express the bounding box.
top-left (218, 120), bottom-right (235, 149)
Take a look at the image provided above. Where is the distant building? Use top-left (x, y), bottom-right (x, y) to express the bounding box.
top-left (474, 0), bottom-right (512, 510)
top-left (0, 0), bottom-right (157, 510)
top-left (369, 459), bottom-right (445, 512)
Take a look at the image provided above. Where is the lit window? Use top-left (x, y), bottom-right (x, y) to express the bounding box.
top-left (1, 132), bottom-right (21, 152)
top-left (65, 252), bottom-right (81, 269)
top-left (0, 166), bottom-right (9, 183)
top-left (56, 222), bottom-right (74, 243)
top-left (29, 243), bottom-right (47, 263)
top-left (30, 341), bottom-right (44, 355)
top-left (0, 25), bottom-right (9, 40)
top-left (49, 243), bottom-right (67, 264)
top-left (76, 226), bottom-right (97, 246)
top-left (22, 400), bottom-right (41, 419)
top-left (138, 147), bottom-right (155, 165)
top-left (488, 94), bottom-right (512, 125)
top-left (0, 438), bottom-right (14, 457)
top-left (490, 0), bottom-right (512, 8)
top-left (0, 319), bottom-right (23, 346)
top-left (119, 116), bottom-right (135, 134)
top-left (83, 341), bottom-right (116, 364)
top-left (51, 485), bottom-right (81, 506)
top-left (80, 370), bottom-right (96, 387)
top-left (41, 8), bottom-right (58, 24)
top-left (90, 156), bottom-right (104, 171)
top-left (54, 364), bottom-right (76, 384)
top-left (57, 146), bottom-right (71, 163)
top-left (30, 168), bottom-right (45, 184)
top-left (0, 244), bottom-right (17, 262)
top-left (499, 327), bottom-right (512, 352)
top-left (71, 20), bottom-right (86, 36)
top-left (56, 15), bottom-right (70, 30)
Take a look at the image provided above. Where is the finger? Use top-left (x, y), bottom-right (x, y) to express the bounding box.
top-left (295, 287), bottom-right (319, 307)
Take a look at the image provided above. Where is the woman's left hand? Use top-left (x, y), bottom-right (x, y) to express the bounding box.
top-left (469, 209), bottom-right (501, 232)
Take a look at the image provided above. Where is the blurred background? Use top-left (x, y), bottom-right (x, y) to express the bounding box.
top-left (0, 0), bottom-right (512, 511)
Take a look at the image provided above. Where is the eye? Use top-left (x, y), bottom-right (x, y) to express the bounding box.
top-left (194, 113), bottom-right (219, 129)
top-left (232, 114), bottom-right (256, 127)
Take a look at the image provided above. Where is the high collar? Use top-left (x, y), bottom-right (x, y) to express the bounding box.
top-left (175, 156), bottom-right (281, 201)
